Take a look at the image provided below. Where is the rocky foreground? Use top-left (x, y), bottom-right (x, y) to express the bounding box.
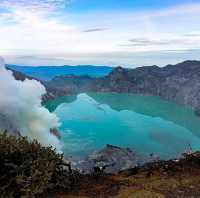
top-left (71, 145), bottom-right (140, 174)
top-left (59, 151), bottom-right (200, 198)
top-left (42, 60), bottom-right (200, 116)
top-left (2, 132), bottom-right (200, 198)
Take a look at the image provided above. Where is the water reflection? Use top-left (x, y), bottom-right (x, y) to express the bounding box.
top-left (45, 93), bottom-right (200, 159)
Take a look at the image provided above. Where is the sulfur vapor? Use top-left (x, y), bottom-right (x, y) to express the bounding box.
top-left (0, 57), bottom-right (62, 152)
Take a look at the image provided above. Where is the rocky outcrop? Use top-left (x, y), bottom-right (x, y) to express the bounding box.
top-left (6, 66), bottom-right (35, 81)
top-left (44, 60), bottom-right (200, 115)
top-left (73, 144), bottom-right (138, 174)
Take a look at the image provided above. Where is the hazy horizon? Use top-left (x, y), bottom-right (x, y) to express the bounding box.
top-left (1, 0), bottom-right (200, 67)
top-left (6, 59), bottom-right (200, 68)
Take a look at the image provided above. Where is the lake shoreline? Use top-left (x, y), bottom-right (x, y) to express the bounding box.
top-left (45, 93), bottom-right (200, 166)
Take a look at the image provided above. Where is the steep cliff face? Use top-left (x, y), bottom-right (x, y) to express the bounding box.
top-left (43, 60), bottom-right (200, 115)
top-left (42, 75), bottom-right (94, 101)
top-left (7, 61), bottom-right (200, 115)
top-left (94, 61), bottom-right (200, 115)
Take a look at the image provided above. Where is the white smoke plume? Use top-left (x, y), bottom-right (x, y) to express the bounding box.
top-left (0, 57), bottom-right (62, 152)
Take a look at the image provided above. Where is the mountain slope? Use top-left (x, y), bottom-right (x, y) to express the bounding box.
top-left (44, 60), bottom-right (200, 116)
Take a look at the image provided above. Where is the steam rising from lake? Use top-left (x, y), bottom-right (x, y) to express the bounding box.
top-left (0, 57), bottom-right (62, 152)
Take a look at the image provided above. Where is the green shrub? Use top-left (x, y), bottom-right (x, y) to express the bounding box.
top-left (0, 132), bottom-right (76, 198)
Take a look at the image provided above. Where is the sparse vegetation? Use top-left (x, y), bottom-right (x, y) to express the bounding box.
top-left (0, 132), bottom-right (77, 198)
top-left (1, 132), bottom-right (200, 198)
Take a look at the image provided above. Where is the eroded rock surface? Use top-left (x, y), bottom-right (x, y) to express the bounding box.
top-left (74, 145), bottom-right (138, 174)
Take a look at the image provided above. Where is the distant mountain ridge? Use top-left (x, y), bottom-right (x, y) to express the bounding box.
top-left (6, 64), bottom-right (113, 81)
top-left (7, 60), bottom-right (200, 116)
top-left (42, 60), bottom-right (200, 116)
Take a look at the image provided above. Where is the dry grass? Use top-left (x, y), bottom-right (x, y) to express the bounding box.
top-left (60, 164), bottom-right (200, 198)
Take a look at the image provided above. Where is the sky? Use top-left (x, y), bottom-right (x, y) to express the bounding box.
top-left (1, 0), bottom-right (200, 67)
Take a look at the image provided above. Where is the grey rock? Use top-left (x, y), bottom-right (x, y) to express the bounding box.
top-left (74, 144), bottom-right (138, 174)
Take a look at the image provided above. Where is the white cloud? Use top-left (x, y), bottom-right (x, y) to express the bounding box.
top-left (1, 2), bottom-right (200, 66)
top-left (0, 0), bottom-right (70, 11)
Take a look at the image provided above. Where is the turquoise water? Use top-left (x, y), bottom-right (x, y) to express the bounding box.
top-left (45, 93), bottom-right (200, 159)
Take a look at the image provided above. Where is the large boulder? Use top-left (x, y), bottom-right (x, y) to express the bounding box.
top-left (75, 145), bottom-right (138, 174)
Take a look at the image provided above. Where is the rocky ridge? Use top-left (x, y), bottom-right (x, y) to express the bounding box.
top-left (43, 60), bottom-right (200, 116)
